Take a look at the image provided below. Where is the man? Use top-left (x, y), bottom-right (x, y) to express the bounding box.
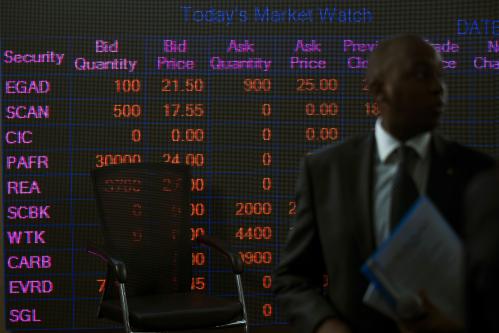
top-left (465, 166), bottom-right (499, 332)
top-left (274, 35), bottom-right (494, 333)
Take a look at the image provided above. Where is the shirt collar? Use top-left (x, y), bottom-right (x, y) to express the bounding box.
top-left (374, 117), bottom-right (431, 163)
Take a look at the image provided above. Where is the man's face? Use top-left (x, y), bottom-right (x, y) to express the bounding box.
top-left (378, 42), bottom-right (445, 140)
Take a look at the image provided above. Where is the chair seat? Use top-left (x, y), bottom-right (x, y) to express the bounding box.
top-left (100, 292), bottom-right (243, 331)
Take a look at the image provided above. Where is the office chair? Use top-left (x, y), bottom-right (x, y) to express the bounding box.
top-left (87, 163), bottom-right (249, 333)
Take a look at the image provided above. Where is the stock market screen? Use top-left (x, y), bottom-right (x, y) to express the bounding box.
top-left (1, 0), bottom-right (498, 330)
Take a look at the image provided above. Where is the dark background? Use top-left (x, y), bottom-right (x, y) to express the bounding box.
top-left (1, 0), bottom-right (497, 331)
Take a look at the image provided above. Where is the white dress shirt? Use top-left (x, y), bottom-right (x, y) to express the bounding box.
top-left (373, 117), bottom-right (432, 245)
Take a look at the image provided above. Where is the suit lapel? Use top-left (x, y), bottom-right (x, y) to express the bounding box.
top-left (426, 134), bottom-right (456, 226)
top-left (351, 134), bottom-right (376, 259)
top-left (348, 134), bottom-right (456, 259)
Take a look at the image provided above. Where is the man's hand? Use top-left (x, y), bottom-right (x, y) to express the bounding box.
top-left (316, 318), bottom-right (352, 333)
top-left (398, 291), bottom-right (464, 333)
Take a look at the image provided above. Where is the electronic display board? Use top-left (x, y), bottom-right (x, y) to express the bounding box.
top-left (1, 1), bottom-right (498, 330)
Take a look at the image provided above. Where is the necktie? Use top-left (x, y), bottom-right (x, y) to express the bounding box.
top-left (390, 145), bottom-right (420, 230)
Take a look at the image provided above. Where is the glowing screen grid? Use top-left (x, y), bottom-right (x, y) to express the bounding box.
top-left (1, 0), bottom-right (498, 330)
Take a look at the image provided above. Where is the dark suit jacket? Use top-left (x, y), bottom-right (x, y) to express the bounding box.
top-left (465, 166), bottom-right (499, 332)
top-left (274, 133), bottom-right (494, 333)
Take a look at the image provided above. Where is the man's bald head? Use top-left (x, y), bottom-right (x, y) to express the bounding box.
top-left (366, 35), bottom-right (440, 96)
top-left (365, 34), bottom-right (445, 141)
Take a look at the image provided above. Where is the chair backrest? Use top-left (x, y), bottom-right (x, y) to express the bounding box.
top-left (91, 163), bottom-right (192, 299)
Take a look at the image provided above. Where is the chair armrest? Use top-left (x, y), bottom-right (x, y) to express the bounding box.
top-left (196, 235), bottom-right (244, 274)
top-left (87, 244), bottom-right (127, 283)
